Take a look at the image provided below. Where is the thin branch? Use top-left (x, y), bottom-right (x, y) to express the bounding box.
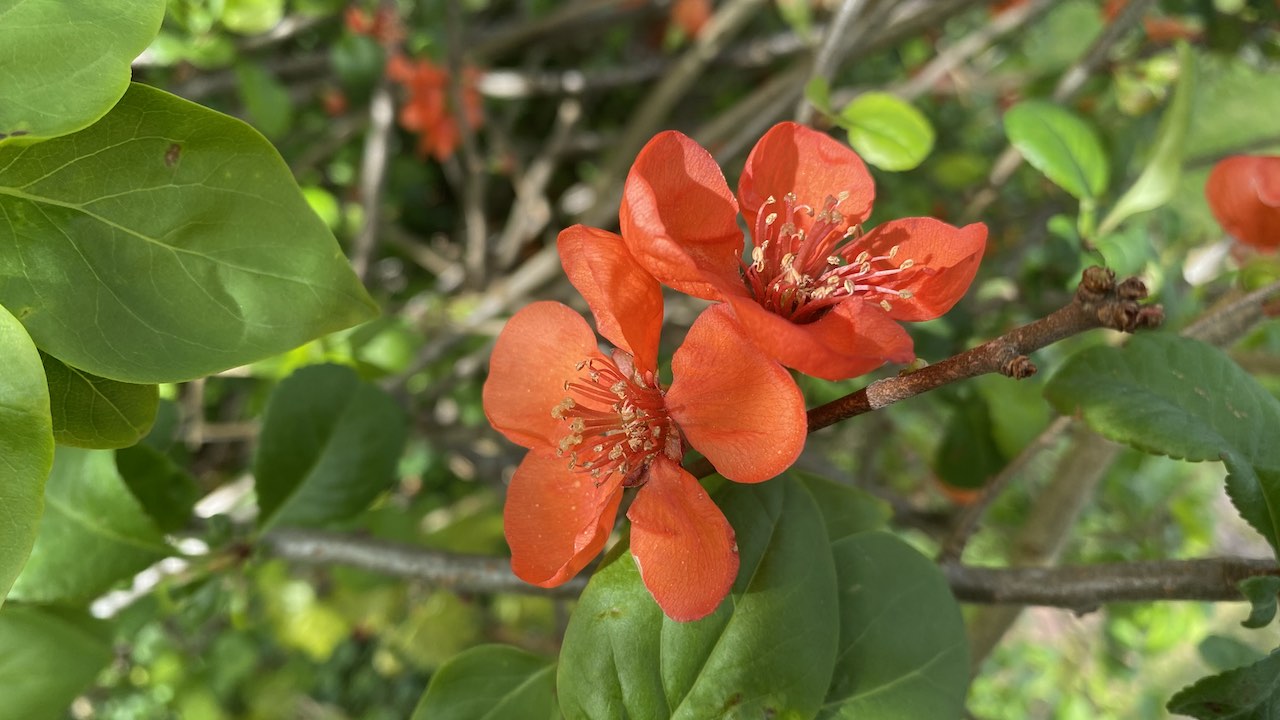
top-left (351, 79), bottom-right (396, 282)
top-left (795, 0), bottom-right (875, 124)
top-left (1183, 278), bottom-right (1280, 346)
top-left (447, 0), bottom-right (490, 288)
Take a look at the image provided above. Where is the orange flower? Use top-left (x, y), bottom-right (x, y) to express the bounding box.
top-left (1206, 155), bottom-right (1280, 252)
top-left (344, 5), bottom-right (405, 47)
top-left (618, 121), bottom-right (987, 381)
top-left (386, 55), bottom-right (483, 162)
top-left (483, 229), bottom-right (806, 621)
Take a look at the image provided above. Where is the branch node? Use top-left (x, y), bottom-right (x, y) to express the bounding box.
top-left (1001, 355), bottom-right (1037, 379)
top-left (1076, 267), bottom-right (1164, 334)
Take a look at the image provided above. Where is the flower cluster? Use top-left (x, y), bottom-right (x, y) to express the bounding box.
top-left (484, 122), bottom-right (986, 620)
top-left (386, 55), bottom-right (483, 162)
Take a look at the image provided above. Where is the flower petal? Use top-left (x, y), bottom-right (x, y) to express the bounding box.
top-left (666, 305), bottom-right (805, 483)
top-left (1207, 155), bottom-right (1280, 251)
top-left (627, 458), bottom-right (738, 622)
top-left (483, 302), bottom-right (602, 450)
top-left (856, 217), bottom-right (987, 321)
top-left (620, 130), bottom-right (747, 300)
top-left (505, 450), bottom-right (623, 587)
top-left (723, 294), bottom-right (914, 381)
top-left (739, 122), bottom-right (875, 232)
top-left (558, 225), bottom-right (664, 372)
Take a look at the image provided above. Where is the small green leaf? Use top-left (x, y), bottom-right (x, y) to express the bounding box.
top-left (0, 606), bottom-right (112, 720)
top-left (840, 92), bottom-right (935, 171)
top-left (0, 304), bottom-right (53, 606)
top-left (42, 353), bottom-right (158, 449)
top-left (1044, 334), bottom-right (1280, 553)
top-left (9, 447), bottom-right (169, 604)
top-left (116, 444), bottom-right (199, 533)
top-left (0, 0), bottom-right (165, 144)
top-left (933, 391), bottom-right (1006, 494)
top-left (0, 83), bottom-right (379, 384)
top-left (221, 0), bottom-right (285, 34)
top-left (806, 76), bottom-right (833, 115)
top-left (255, 364), bottom-right (407, 529)
top-left (558, 476), bottom-right (839, 720)
top-left (1168, 649), bottom-right (1280, 719)
top-left (235, 61), bottom-right (294, 138)
top-left (1239, 577), bottom-right (1280, 629)
top-left (1098, 43), bottom-right (1197, 236)
top-left (411, 645), bottom-right (557, 720)
top-left (1199, 635), bottom-right (1267, 673)
top-left (1004, 100), bottom-right (1109, 200)
top-left (820, 532), bottom-right (970, 719)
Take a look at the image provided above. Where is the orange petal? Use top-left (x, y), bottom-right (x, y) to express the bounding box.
top-left (739, 122), bottom-right (875, 233)
top-left (723, 295), bottom-right (914, 381)
top-left (1207, 155), bottom-right (1280, 251)
top-left (483, 302), bottom-right (603, 450)
top-left (666, 305), bottom-right (806, 483)
top-left (627, 459), bottom-right (738, 622)
top-left (558, 225), bottom-right (664, 372)
top-left (505, 450), bottom-right (623, 587)
top-left (620, 130), bottom-right (747, 300)
top-left (857, 218), bottom-right (987, 321)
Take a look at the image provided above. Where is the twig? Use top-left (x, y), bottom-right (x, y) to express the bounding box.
top-left (494, 99), bottom-right (582, 270)
top-left (795, 0), bottom-right (875, 124)
top-left (351, 79), bottom-right (396, 282)
top-left (447, 0), bottom-right (490, 288)
top-left (468, 0), bottom-right (643, 60)
top-left (1183, 278), bottom-right (1280, 346)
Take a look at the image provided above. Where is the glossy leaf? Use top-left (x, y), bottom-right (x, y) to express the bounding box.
top-left (1168, 649), bottom-right (1280, 719)
top-left (1239, 577), bottom-right (1280, 629)
top-left (820, 532), bottom-right (970, 719)
top-left (411, 645), bottom-right (557, 720)
top-left (558, 475), bottom-right (839, 720)
top-left (0, 82), bottom-right (379, 384)
top-left (840, 92), bottom-right (935, 171)
top-left (1004, 100), bottom-right (1109, 200)
top-left (116, 444), bottom-right (199, 533)
top-left (42, 353), bottom-right (158, 449)
top-left (1098, 43), bottom-right (1196, 236)
top-left (0, 304), bottom-right (53, 606)
top-left (255, 364), bottom-right (407, 529)
top-left (1044, 333), bottom-right (1280, 552)
top-left (8, 448), bottom-right (169, 604)
top-left (0, 606), bottom-right (112, 720)
top-left (0, 0), bottom-right (164, 144)
top-left (796, 470), bottom-right (891, 542)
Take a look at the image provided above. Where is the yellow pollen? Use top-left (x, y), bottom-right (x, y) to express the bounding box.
top-left (880, 300), bottom-right (892, 311)
top-left (900, 259), bottom-right (915, 269)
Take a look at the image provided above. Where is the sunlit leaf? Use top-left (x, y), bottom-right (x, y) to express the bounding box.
top-left (1004, 100), bottom-right (1109, 200)
top-left (841, 92), bottom-right (935, 172)
top-left (412, 645), bottom-right (557, 720)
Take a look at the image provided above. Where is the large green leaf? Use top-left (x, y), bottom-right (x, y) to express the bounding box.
top-left (255, 364), bottom-right (407, 529)
top-left (558, 475), bottom-right (839, 720)
top-left (1004, 100), bottom-right (1109, 200)
top-left (0, 0), bottom-right (165, 144)
top-left (840, 92), bottom-right (935, 172)
top-left (1098, 43), bottom-right (1197, 236)
top-left (0, 303), bottom-right (52, 606)
top-left (411, 645), bottom-right (557, 720)
top-left (820, 532), bottom-right (969, 719)
top-left (1044, 333), bottom-right (1280, 552)
top-left (1168, 649), bottom-right (1280, 719)
top-left (0, 83), bottom-right (379, 384)
top-left (9, 447), bottom-right (169, 604)
top-left (42, 353), bottom-right (158, 449)
top-left (0, 606), bottom-right (112, 720)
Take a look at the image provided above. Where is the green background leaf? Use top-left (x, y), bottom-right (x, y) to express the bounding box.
top-left (0, 606), bottom-right (112, 720)
top-left (0, 0), bottom-right (165, 144)
top-left (841, 92), bottom-right (936, 171)
top-left (0, 303), bottom-right (53, 605)
top-left (1239, 577), bottom-right (1280, 629)
top-left (411, 644), bottom-right (557, 720)
top-left (558, 476), bottom-right (839, 720)
top-left (9, 447), bottom-right (169, 604)
top-left (1004, 100), bottom-right (1109, 200)
top-left (116, 444), bottom-right (199, 534)
top-left (1167, 648), bottom-right (1280, 719)
top-left (255, 364), bottom-right (408, 529)
top-left (0, 82), bottom-right (378, 384)
top-left (42, 353), bottom-right (158, 449)
top-left (1044, 333), bottom-right (1280, 553)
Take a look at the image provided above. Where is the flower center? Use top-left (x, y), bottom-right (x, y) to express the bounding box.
top-left (743, 192), bottom-right (920, 323)
top-left (551, 350), bottom-right (682, 487)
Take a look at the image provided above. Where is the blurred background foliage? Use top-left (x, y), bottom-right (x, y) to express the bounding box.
top-left (60, 0), bottom-right (1280, 717)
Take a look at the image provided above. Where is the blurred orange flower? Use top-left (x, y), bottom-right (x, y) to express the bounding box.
top-left (1206, 155), bottom-right (1280, 252)
top-left (386, 55), bottom-right (483, 162)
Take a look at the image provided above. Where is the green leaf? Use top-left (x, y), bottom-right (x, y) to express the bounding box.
top-left (411, 645), bottom-right (557, 720)
top-left (1098, 43), bottom-right (1197, 236)
top-left (1199, 635), bottom-right (1267, 673)
top-left (235, 61), bottom-right (294, 138)
top-left (42, 353), bottom-right (158, 449)
top-left (0, 82), bottom-right (379, 384)
top-left (221, 0), bottom-right (285, 35)
top-left (116, 444), bottom-right (199, 533)
top-left (1004, 100), bottom-right (1109, 200)
top-left (795, 470), bottom-right (891, 542)
top-left (820, 532), bottom-right (970, 719)
top-left (840, 92), bottom-right (935, 172)
top-left (1168, 649), bottom-right (1280, 719)
top-left (0, 304), bottom-right (53, 606)
top-left (1044, 333), bottom-right (1280, 552)
top-left (558, 475), bottom-right (839, 720)
top-left (9, 447), bottom-right (169, 604)
top-left (0, 0), bottom-right (165, 144)
top-left (0, 606), bottom-right (112, 720)
top-left (255, 364), bottom-right (407, 529)
top-left (933, 391), bottom-right (1006, 494)
top-left (1240, 577), bottom-right (1280, 629)
top-left (805, 76), bottom-right (833, 115)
